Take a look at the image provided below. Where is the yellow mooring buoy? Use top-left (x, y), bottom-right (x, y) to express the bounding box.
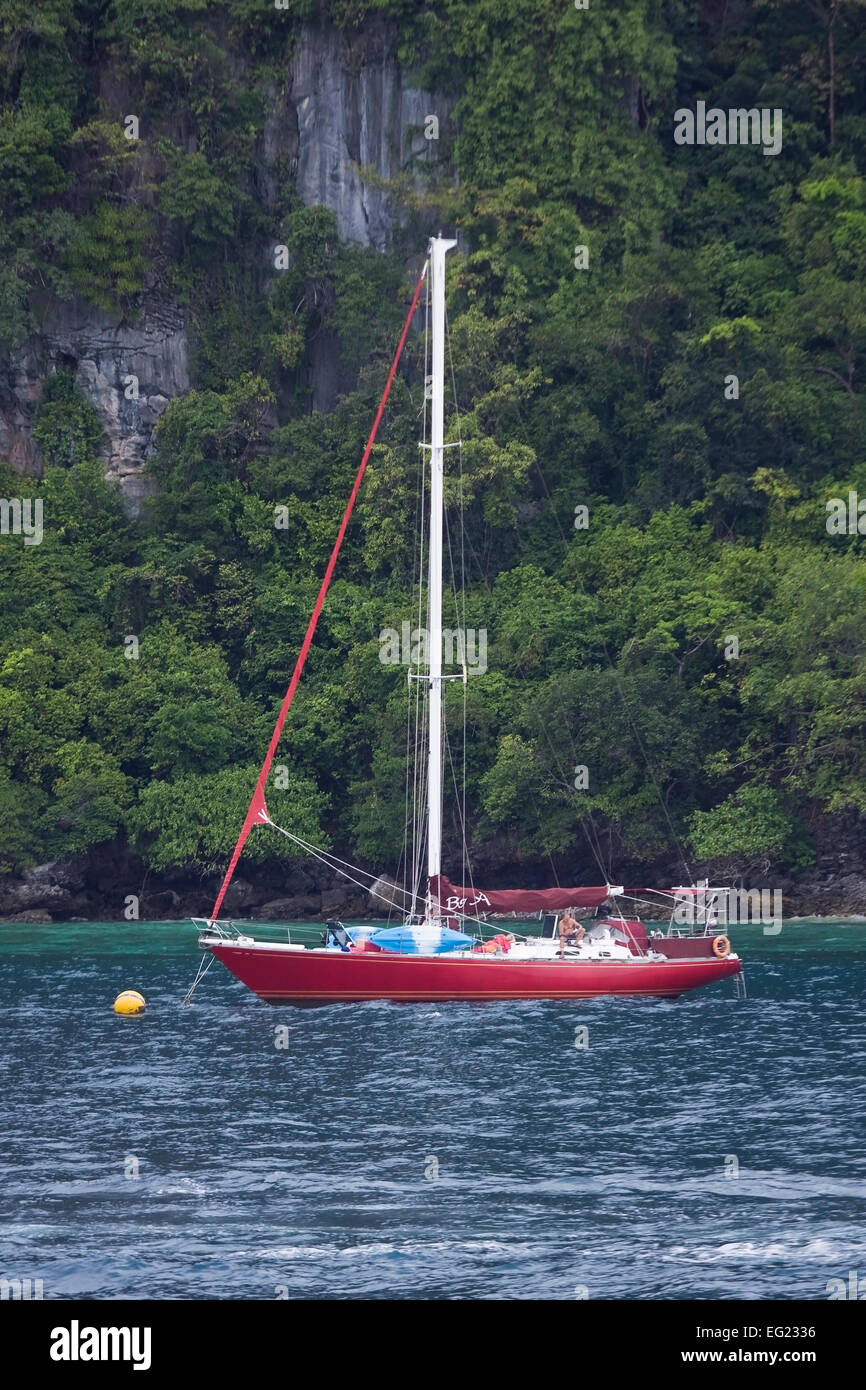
top-left (114, 989), bottom-right (146, 1015)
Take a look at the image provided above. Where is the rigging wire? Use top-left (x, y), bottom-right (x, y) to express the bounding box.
top-left (208, 259), bottom-right (429, 924)
top-left (264, 817), bottom-right (425, 911)
top-left (436, 283), bottom-right (694, 889)
top-left (445, 301), bottom-right (617, 889)
top-left (436, 297), bottom-right (614, 885)
top-left (397, 271), bottom-right (432, 923)
top-left (441, 501), bottom-right (615, 885)
top-left (262, 813), bottom-right (625, 939)
top-left (527, 457), bottom-right (695, 888)
top-left (407, 270), bottom-right (432, 912)
top-left (444, 303), bottom-right (477, 901)
top-left (218, 243), bottom-right (694, 924)
top-left (180, 949), bottom-right (218, 1008)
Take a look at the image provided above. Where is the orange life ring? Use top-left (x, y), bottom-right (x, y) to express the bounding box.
top-left (712, 934), bottom-right (731, 959)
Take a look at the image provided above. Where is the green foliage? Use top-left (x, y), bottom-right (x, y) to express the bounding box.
top-left (0, 103), bottom-right (74, 345)
top-left (64, 202), bottom-right (152, 315)
top-left (0, 766), bottom-right (45, 871)
top-left (0, 104), bottom-right (69, 211)
top-left (3, 0), bottom-right (866, 887)
top-left (32, 372), bottom-right (104, 468)
top-left (158, 151), bottom-right (243, 247)
top-left (688, 786), bottom-right (807, 867)
top-left (128, 763), bottom-right (329, 871)
top-left (41, 740), bottom-right (130, 858)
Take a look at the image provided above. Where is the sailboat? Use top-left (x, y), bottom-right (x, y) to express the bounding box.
top-left (192, 236), bottom-right (742, 1004)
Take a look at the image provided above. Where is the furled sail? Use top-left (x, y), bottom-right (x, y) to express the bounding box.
top-left (430, 875), bottom-right (613, 915)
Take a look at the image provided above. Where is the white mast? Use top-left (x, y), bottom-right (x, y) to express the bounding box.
top-left (426, 234), bottom-right (457, 924)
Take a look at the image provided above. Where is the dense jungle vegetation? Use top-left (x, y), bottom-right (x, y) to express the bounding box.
top-left (1, 0), bottom-right (866, 888)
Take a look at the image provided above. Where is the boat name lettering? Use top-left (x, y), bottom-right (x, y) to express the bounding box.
top-left (444, 892), bottom-right (491, 911)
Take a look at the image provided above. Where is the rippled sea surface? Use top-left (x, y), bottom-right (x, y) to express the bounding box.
top-left (1, 920), bottom-right (864, 1301)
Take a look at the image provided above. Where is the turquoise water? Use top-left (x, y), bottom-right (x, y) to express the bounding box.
top-left (1, 919), bottom-right (864, 1300)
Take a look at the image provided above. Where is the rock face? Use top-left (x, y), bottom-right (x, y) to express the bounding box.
top-left (291, 23), bottom-right (451, 251)
top-left (5, 828), bottom-right (866, 921)
top-left (369, 874), bottom-right (419, 914)
top-left (0, 290), bottom-right (189, 514)
top-left (0, 873), bottom-right (76, 916)
top-left (0, 21), bottom-right (453, 506)
top-left (0, 848), bottom-right (386, 922)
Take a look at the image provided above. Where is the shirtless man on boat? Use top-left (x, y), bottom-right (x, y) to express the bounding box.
top-left (558, 911), bottom-right (586, 955)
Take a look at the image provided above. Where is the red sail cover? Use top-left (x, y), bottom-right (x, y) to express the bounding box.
top-left (431, 876), bottom-right (610, 915)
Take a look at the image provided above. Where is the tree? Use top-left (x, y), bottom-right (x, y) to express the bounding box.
top-left (65, 202), bottom-right (152, 317)
top-left (32, 371), bottom-right (104, 468)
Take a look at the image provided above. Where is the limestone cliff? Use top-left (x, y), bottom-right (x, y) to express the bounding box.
top-left (0, 21), bottom-right (453, 508)
top-left (0, 289), bottom-right (189, 514)
top-left (291, 22), bottom-right (449, 251)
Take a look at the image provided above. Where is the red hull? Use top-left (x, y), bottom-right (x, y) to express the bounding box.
top-left (208, 941), bottom-right (741, 1004)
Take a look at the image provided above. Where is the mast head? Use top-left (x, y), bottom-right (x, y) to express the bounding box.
top-left (428, 234), bottom-right (458, 257)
